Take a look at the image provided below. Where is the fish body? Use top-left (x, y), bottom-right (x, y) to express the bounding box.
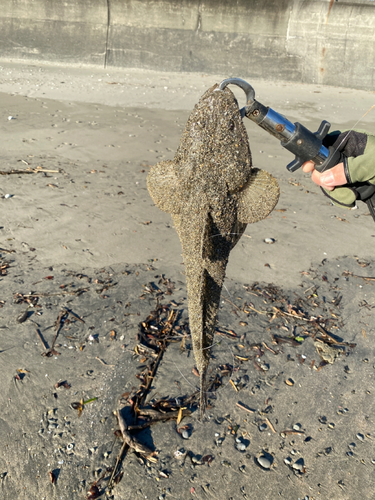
top-left (147, 84), bottom-right (279, 416)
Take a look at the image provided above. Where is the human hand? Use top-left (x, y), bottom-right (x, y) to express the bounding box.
top-left (302, 161), bottom-right (347, 191)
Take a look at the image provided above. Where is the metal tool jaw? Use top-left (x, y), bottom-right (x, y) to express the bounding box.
top-left (219, 78), bottom-right (334, 173)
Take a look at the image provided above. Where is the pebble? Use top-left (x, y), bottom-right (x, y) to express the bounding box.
top-left (257, 455), bottom-right (273, 469)
top-left (182, 430), bottom-right (190, 440)
top-left (371, 459), bottom-right (375, 465)
top-left (292, 458), bottom-right (305, 471)
top-left (293, 423), bottom-right (302, 431)
top-left (348, 442), bottom-right (356, 449)
top-left (347, 451), bottom-right (354, 457)
top-left (264, 238), bottom-right (276, 244)
top-left (4, 194), bottom-right (12, 199)
top-left (284, 457), bottom-right (292, 465)
top-left (258, 423), bottom-right (268, 432)
top-left (236, 443), bottom-right (246, 452)
top-left (357, 433), bottom-right (365, 441)
top-left (328, 423), bottom-right (335, 429)
top-left (0, 472), bottom-right (7, 479)
top-left (216, 437), bottom-right (224, 446)
top-left (221, 460), bottom-right (231, 467)
top-left (239, 465), bottom-right (246, 473)
top-left (174, 449), bottom-right (185, 459)
top-left (285, 378), bottom-right (294, 386)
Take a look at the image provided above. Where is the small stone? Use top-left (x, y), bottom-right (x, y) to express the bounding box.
top-left (293, 423), bottom-right (302, 431)
top-left (239, 465), bottom-right (246, 473)
top-left (371, 459), bottom-right (375, 465)
top-left (258, 423), bottom-right (267, 432)
top-left (235, 437), bottom-right (241, 443)
top-left (292, 458), bottom-right (305, 471)
top-left (347, 451), bottom-right (354, 457)
top-left (257, 455), bottom-right (273, 469)
top-left (174, 449), bottom-right (186, 460)
top-left (236, 443), bottom-right (246, 452)
top-left (191, 455), bottom-right (203, 465)
top-left (182, 430), bottom-right (190, 440)
top-left (290, 449), bottom-right (296, 455)
top-left (215, 432), bottom-right (220, 437)
top-left (357, 433), bottom-right (364, 441)
top-left (0, 472), bottom-right (7, 479)
top-left (221, 460), bottom-right (231, 467)
top-left (4, 194), bottom-right (12, 199)
top-left (66, 443), bottom-right (74, 451)
top-left (264, 238), bottom-right (276, 244)
top-left (285, 378), bottom-right (294, 386)
top-left (284, 457), bottom-right (292, 465)
top-left (328, 423), bottom-right (335, 429)
top-left (348, 442), bottom-right (356, 449)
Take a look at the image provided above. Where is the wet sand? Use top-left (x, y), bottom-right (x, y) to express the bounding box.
top-left (0, 61), bottom-right (374, 499)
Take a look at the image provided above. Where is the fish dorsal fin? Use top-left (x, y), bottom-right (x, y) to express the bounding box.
top-left (147, 160), bottom-right (181, 214)
top-left (236, 168), bottom-right (279, 223)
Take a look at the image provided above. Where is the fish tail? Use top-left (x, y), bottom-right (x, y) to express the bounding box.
top-left (199, 370), bottom-right (207, 419)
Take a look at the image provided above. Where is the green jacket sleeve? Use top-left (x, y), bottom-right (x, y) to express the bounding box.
top-left (321, 130), bottom-right (375, 208)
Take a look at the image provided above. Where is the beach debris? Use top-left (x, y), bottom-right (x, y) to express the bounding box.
top-left (236, 401), bottom-right (255, 414)
top-left (54, 380), bottom-right (71, 390)
top-left (48, 470), bottom-right (56, 484)
top-left (86, 482), bottom-right (101, 499)
top-left (71, 397), bottom-right (98, 417)
top-left (147, 83), bottom-right (279, 417)
top-left (314, 340), bottom-right (345, 363)
top-left (264, 238), bottom-right (276, 244)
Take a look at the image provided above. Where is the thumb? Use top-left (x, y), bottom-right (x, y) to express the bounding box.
top-left (311, 162), bottom-right (347, 188)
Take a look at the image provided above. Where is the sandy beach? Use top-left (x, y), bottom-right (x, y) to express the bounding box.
top-left (0, 61), bottom-right (374, 499)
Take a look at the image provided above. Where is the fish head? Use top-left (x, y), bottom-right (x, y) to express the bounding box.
top-left (175, 84), bottom-right (252, 198)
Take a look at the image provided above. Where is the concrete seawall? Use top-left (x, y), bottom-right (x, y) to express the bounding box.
top-left (0, 0), bottom-right (374, 90)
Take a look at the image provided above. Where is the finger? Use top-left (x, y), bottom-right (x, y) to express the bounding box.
top-left (319, 162), bottom-right (346, 187)
top-left (311, 162), bottom-right (346, 187)
top-left (302, 161), bottom-right (315, 173)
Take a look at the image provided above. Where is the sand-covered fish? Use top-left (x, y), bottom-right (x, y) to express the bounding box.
top-left (147, 84), bottom-right (279, 417)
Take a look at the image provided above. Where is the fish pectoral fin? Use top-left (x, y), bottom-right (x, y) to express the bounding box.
top-left (147, 160), bottom-right (182, 214)
top-left (236, 168), bottom-right (280, 223)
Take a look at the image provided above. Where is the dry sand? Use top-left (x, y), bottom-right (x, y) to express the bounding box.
top-left (0, 61), bottom-right (374, 499)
